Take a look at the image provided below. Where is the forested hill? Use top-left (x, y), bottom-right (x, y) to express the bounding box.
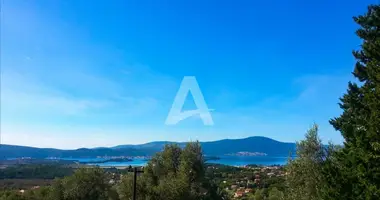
top-left (0, 136), bottom-right (296, 159)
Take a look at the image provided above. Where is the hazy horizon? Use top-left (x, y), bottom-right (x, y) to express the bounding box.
top-left (1, 135), bottom-right (299, 150)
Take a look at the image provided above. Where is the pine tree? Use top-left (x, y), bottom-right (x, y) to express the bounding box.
top-left (328, 4), bottom-right (380, 199)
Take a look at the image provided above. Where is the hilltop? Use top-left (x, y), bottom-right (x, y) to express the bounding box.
top-left (0, 136), bottom-right (296, 159)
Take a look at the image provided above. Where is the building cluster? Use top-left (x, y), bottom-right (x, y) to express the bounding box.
top-left (222, 165), bottom-right (286, 199)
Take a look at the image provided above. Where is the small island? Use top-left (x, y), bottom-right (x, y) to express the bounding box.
top-left (226, 151), bottom-right (268, 156)
top-left (79, 158), bottom-right (133, 164)
top-left (204, 156), bottom-right (221, 161)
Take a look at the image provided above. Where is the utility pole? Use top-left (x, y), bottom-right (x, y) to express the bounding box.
top-left (133, 167), bottom-right (137, 200)
top-left (132, 167), bottom-right (144, 200)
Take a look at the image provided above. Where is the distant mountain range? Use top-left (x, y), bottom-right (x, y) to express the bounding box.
top-left (0, 136), bottom-right (296, 159)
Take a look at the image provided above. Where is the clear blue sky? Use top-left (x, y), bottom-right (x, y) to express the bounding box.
top-left (1, 0), bottom-right (377, 149)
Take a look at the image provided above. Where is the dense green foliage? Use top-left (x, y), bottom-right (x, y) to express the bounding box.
top-left (0, 168), bottom-right (118, 200)
top-left (285, 124), bottom-right (340, 200)
top-left (0, 164), bottom-right (74, 179)
top-left (0, 179), bottom-right (53, 190)
top-left (325, 4), bottom-right (380, 200)
top-left (58, 168), bottom-right (115, 200)
top-left (1, 143), bottom-right (229, 200)
top-left (286, 124), bottom-right (327, 200)
top-left (118, 142), bottom-right (227, 200)
top-left (267, 187), bottom-right (284, 200)
top-left (285, 5), bottom-right (380, 200)
top-left (253, 189), bottom-right (264, 200)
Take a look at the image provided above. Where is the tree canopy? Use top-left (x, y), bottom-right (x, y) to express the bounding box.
top-left (327, 4), bottom-right (380, 199)
top-left (118, 142), bottom-right (226, 200)
top-left (285, 124), bottom-right (332, 200)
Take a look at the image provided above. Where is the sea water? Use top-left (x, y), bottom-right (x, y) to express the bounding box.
top-left (61, 156), bottom-right (290, 167)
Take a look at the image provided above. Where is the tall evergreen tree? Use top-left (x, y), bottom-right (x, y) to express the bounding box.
top-left (328, 4), bottom-right (380, 199)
